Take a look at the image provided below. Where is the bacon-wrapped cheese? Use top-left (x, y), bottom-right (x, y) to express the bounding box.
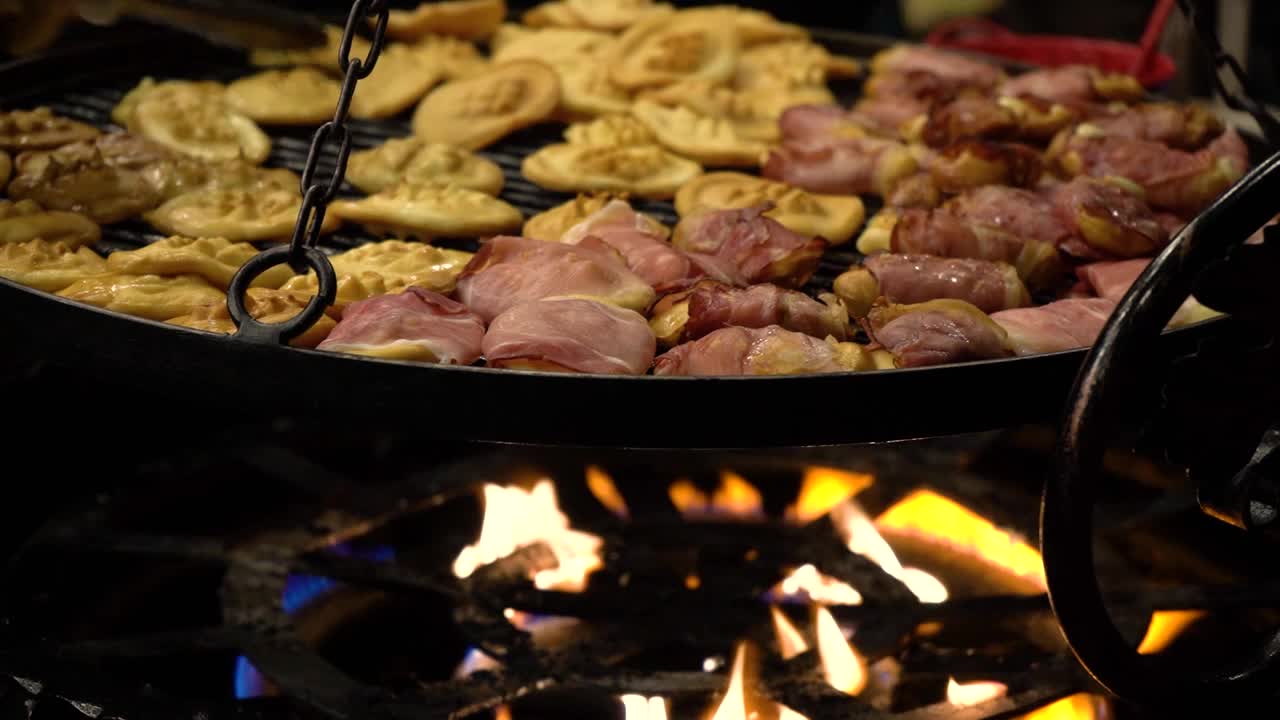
top-left (998, 64), bottom-right (1144, 105)
top-left (1048, 176), bottom-right (1169, 258)
top-left (1049, 125), bottom-right (1249, 215)
top-left (649, 280), bottom-right (847, 347)
top-left (559, 199), bottom-right (705, 293)
top-left (672, 203), bottom-right (826, 288)
top-left (761, 135), bottom-right (918, 197)
top-left (861, 204), bottom-right (1063, 289)
top-left (482, 297), bottom-right (656, 375)
top-left (1086, 103), bottom-right (1223, 150)
top-left (869, 45), bottom-right (1004, 89)
top-left (654, 325), bottom-right (887, 376)
top-left (456, 235), bottom-right (656, 323)
top-left (990, 297), bottom-right (1115, 355)
top-left (317, 287), bottom-right (485, 364)
top-left (902, 95), bottom-right (1077, 148)
top-left (864, 299), bottom-right (1013, 368)
top-left (836, 254), bottom-right (1030, 319)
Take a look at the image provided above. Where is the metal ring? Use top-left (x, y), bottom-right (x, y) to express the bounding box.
top-left (226, 246), bottom-right (337, 346)
top-left (338, 0), bottom-right (389, 79)
top-left (1044, 150), bottom-right (1280, 709)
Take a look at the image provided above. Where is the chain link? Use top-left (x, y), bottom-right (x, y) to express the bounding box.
top-left (287, 0), bottom-right (389, 269)
top-left (1176, 0), bottom-right (1280, 148)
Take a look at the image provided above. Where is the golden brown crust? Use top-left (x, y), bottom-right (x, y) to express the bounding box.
top-left (412, 34), bottom-right (490, 80)
top-left (351, 44), bottom-right (446, 120)
top-left (522, 142), bottom-right (703, 199)
top-left (563, 114), bottom-right (656, 147)
top-left (280, 270), bottom-right (389, 318)
top-left (116, 79), bottom-right (271, 164)
top-left (347, 137), bottom-right (504, 195)
top-left (0, 199), bottom-right (101, 248)
top-left (167, 288), bottom-right (336, 347)
top-left (225, 68), bottom-right (342, 126)
top-left (323, 239), bottom-right (474, 294)
top-left (411, 60), bottom-right (561, 150)
top-left (0, 107), bottom-right (99, 152)
top-left (144, 187), bottom-right (340, 242)
top-left (0, 150), bottom-right (11, 192)
top-left (57, 273), bottom-right (225, 321)
top-left (733, 40), bottom-right (860, 91)
top-left (608, 9), bottom-right (739, 90)
top-left (105, 236), bottom-right (292, 290)
top-left (385, 0), bottom-right (507, 40)
top-left (523, 192), bottom-right (651, 241)
top-left (0, 239), bottom-right (108, 293)
top-left (329, 183), bottom-right (523, 239)
top-left (631, 100), bottom-right (767, 167)
top-left (674, 172), bottom-right (865, 245)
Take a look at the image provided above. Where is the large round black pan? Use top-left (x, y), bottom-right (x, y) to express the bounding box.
top-left (0, 24), bottom-right (1247, 448)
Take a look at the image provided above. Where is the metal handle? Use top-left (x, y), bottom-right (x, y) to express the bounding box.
top-left (1043, 150), bottom-right (1280, 710)
top-left (225, 0), bottom-right (389, 344)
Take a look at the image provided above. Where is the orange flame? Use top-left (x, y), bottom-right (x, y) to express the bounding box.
top-left (874, 490), bottom-right (1047, 591)
top-left (786, 467), bottom-right (875, 524)
top-left (494, 706), bottom-right (512, 720)
top-left (814, 606), bottom-right (867, 695)
top-left (708, 644), bottom-right (753, 720)
top-left (586, 465), bottom-right (630, 518)
top-left (453, 480), bottom-right (603, 592)
top-left (1137, 610), bottom-right (1206, 655)
top-left (770, 606), bottom-right (809, 660)
top-left (946, 678), bottom-right (1007, 707)
top-left (621, 694), bottom-right (669, 720)
top-left (670, 472), bottom-right (764, 520)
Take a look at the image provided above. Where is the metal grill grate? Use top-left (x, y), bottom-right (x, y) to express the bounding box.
top-left (23, 60), bottom-right (867, 292)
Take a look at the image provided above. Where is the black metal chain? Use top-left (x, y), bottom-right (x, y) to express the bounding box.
top-left (1176, 0), bottom-right (1280, 148)
top-left (288, 0), bottom-right (390, 267)
top-left (225, 0), bottom-right (389, 345)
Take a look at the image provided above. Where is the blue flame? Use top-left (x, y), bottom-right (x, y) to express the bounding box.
top-left (233, 542), bottom-right (395, 699)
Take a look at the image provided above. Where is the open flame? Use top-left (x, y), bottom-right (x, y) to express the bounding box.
top-left (453, 480), bottom-right (603, 592)
top-left (769, 606), bottom-right (808, 660)
top-left (946, 678), bottom-right (1008, 707)
top-left (586, 465), bottom-right (630, 518)
top-left (874, 490), bottom-right (1047, 590)
top-left (1138, 610), bottom-right (1206, 655)
top-left (671, 471), bottom-right (765, 520)
top-left (814, 606), bottom-right (867, 695)
top-left (621, 695), bottom-right (668, 720)
top-left (708, 644), bottom-right (756, 720)
top-left (786, 467), bottom-right (875, 524)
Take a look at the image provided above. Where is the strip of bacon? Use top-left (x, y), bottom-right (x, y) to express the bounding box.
top-left (869, 45), bottom-right (1004, 89)
top-left (317, 288), bottom-right (485, 364)
top-left (864, 299), bottom-right (1012, 367)
top-left (456, 235), bottom-right (656, 323)
top-left (482, 297), bottom-right (656, 375)
top-left (990, 297), bottom-right (1116, 355)
top-left (653, 325), bottom-right (879, 376)
top-left (672, 203), bottom-right (826, 288)
top-left (560, 199), bottom-right (706, 293)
